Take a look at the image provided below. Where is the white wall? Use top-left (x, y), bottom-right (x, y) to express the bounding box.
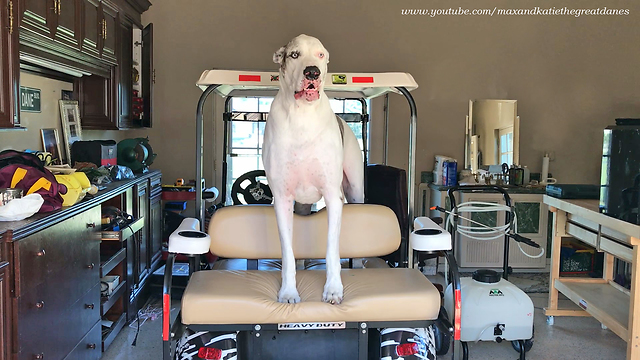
top-left (138, 0), bottom-right (640, 197)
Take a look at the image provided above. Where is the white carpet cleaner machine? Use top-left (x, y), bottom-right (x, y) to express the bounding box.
top-left (435, 185), bottom-right (545, 360)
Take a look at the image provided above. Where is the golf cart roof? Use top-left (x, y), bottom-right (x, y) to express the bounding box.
top-left (196, 70), bottom-right (418, 99)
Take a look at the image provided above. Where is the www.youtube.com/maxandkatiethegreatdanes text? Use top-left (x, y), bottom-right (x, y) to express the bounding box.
top-left (400, 7), bottom-right (629, 18)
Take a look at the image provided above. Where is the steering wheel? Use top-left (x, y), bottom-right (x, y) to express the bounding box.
top-left (230, 170), bottom-right (273, 205)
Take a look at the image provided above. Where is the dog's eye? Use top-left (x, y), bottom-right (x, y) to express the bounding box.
top-left (319, 53), bottom-right (324, 58)
top-left (290, 51), bottom-right (299, 59)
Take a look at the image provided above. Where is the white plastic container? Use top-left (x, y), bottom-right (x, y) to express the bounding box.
top-left (443, 275), bottom-right (534, 342)
top-left (434, 155), bottom-right (455, 185)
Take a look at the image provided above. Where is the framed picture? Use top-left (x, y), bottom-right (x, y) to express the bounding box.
top-left (59, 100), bottom-right (83, 164)
top-left (61, 90), bottom-right (74, 101)
top-left (40, 128), bottom-right (63, 165)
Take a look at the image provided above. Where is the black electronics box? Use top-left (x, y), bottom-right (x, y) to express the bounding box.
top-left (546, 184), bottom-right (600, 199)
top-left (600, 118), bottom-right (640, 225)
top-left (71, 140), bottom-right (117, 167)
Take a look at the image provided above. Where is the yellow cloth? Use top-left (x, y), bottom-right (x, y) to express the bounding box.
top-left (54, 172), bottom-right (92, 206)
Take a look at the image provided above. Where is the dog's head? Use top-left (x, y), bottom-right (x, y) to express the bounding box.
top-left (273, 34), bottom-right (329, 103)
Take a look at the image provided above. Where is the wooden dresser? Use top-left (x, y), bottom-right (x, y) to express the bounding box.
top-left (0, 170), bottom-right (162, 360)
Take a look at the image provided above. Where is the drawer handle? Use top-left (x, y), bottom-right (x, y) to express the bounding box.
top-left (87, 263), bottom-right (95, 269)
top-left (87, 343), bottom-right (97, 350)
top-left (35, 301), bottom-right (45, 309)
top-left (85, 303), bottom-right (94, 309)
top-left (86, 222), bottom-right (96, 228)
top-left (36, 249), bottom-right (46, 257)
top-left (33, 354), bottom-right (44, 360)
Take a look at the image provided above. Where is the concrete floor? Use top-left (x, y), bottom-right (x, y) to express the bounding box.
top-left (101, 292), bottom-right (627, 360)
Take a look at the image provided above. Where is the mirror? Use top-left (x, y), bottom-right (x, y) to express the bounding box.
top-left (464, 99), bottom-right (520, 173)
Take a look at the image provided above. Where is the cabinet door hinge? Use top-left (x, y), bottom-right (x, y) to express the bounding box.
top-left (152, 69), bottom-right (156, 84)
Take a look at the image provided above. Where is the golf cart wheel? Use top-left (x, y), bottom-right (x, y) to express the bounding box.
top-left (511, 338), bottom-right (534, 353)
top-left (434, 307), bottom-right (451, 355)
top-left (231, 170), bottom-right (273, 205)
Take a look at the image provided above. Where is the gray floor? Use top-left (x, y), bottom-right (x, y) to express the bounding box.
top-left (101, 292), bottom-right (627, 360)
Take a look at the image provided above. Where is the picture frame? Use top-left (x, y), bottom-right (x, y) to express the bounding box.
top-left (59, 100), bottom-right (83, 164)
top-left (40, 128), bottom-right (63, 165)
top-left (61, 90), bottom-right (74, 101)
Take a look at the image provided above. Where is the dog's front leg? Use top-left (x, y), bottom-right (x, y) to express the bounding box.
top-left (323, 194), bottom-right (344, 304)
top-left (274, 196), bottom-right (301, 303)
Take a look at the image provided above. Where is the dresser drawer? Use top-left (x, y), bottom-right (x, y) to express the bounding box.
top-left (19, 239), bottom-right (99, 319)
top-left (62, 321), bottom-right (102, 360)
top-left (19, 283), bottom-right (101, 360)
top-left (18, 207), bottom-right (101, 290)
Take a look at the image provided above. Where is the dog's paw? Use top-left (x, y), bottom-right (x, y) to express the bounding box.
top-left (322, 280), bottom-right (343, 305)
top-left (278, 287), bottom-right (301, 304)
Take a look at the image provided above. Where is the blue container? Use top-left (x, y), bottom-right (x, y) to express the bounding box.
top-left (443, 161), bottom-right (458, 186)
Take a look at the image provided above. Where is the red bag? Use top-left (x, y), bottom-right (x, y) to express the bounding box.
top-left (0, 154), bottom-right (67, 213)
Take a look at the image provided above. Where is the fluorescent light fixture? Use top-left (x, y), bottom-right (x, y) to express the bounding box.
top-left (20, 53), bottom-right (91, 78)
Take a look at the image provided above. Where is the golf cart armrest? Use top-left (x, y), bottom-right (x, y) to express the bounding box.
top-left (410, 216), bottom-right (452, 252)
top-left (168, 218), bottom-right (211, 255)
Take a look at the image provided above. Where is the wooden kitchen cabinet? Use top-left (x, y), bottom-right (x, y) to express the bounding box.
top-left (19, 0), bottom-right (55, 39)
top-left (76, 71), bottom-right (117, 129)
top-left (20, 0), bottom-right (81, 48)
top-left (0, 261), bottom-right (10, 360)
top-left (149, 173), bottom-right (162, 265)
top-left (0, 0), bottom-right (20, 128)
top-left (140, 22), bottom-right (153, 126)
top-left (0, 170), bottom-right (161, 357)
top-left (135, 179), bottom-right (149, 285)
top-left (79, 11), bottom-right (153, 130)
top-left (99, 0), bottom-right (117, 64)
top-left (80, 0), bottom-right (117, 63)
top-left (2, 0), bottom-right (151, 129)
top-left (54, 0), bottom-right (81, 48)
top-left (117, 19), bottom-right (132, 127)
top-left (16, 206), bottom-right (101, 359)
top-left (81, 0), bottom-right (100, 57)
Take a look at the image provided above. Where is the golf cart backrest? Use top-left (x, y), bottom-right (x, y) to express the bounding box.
top-left (208, 204), bottom-right (400, 259)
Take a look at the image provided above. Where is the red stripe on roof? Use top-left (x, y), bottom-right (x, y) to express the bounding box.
top-left (239, 75), bottom-right (261, 82)
top-left (352, 76), bottom-right (374, 83)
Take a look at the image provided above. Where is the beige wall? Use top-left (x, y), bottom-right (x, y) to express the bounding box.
top-left (0, 72), bottom-right (135, 162)
top-left (0, 72), bottom-right (74, 158)
top-left (140, 0), bottom-right (640, 197)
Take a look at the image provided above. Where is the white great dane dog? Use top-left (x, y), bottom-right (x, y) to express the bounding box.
top-left (263, 34), bottom-right (365, 304)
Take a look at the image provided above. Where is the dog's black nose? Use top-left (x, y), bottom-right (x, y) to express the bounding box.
top-left (304, 66), bottom-right (320, 80)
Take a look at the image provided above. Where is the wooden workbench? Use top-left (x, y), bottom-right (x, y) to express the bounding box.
top-left (544, 195), bottom-right (640, 359)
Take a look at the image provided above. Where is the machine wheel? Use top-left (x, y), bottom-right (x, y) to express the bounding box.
top-left (434, 307), bottom-right (452, 355)
top-left (511, 325), bottom-right (534, 353)
top-left (230, 170), bottom-right (273, 205)
top-left (511, 338), bottom-right (534, 353)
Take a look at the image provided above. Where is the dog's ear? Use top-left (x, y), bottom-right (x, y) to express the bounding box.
top-left (325, 50), bottom-right (330, 64)
top-left (273, 46), bottom-right (286, 65)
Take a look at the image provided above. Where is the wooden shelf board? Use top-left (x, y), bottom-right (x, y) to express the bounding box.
top-left (102, 312), bottom-right (127, 351)
top-left (101, 280), bottom-right (127, 316)
top-left (555, 278), bottom-right (629, 340)
top-left (100, 248), bottom-right (126, 277)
